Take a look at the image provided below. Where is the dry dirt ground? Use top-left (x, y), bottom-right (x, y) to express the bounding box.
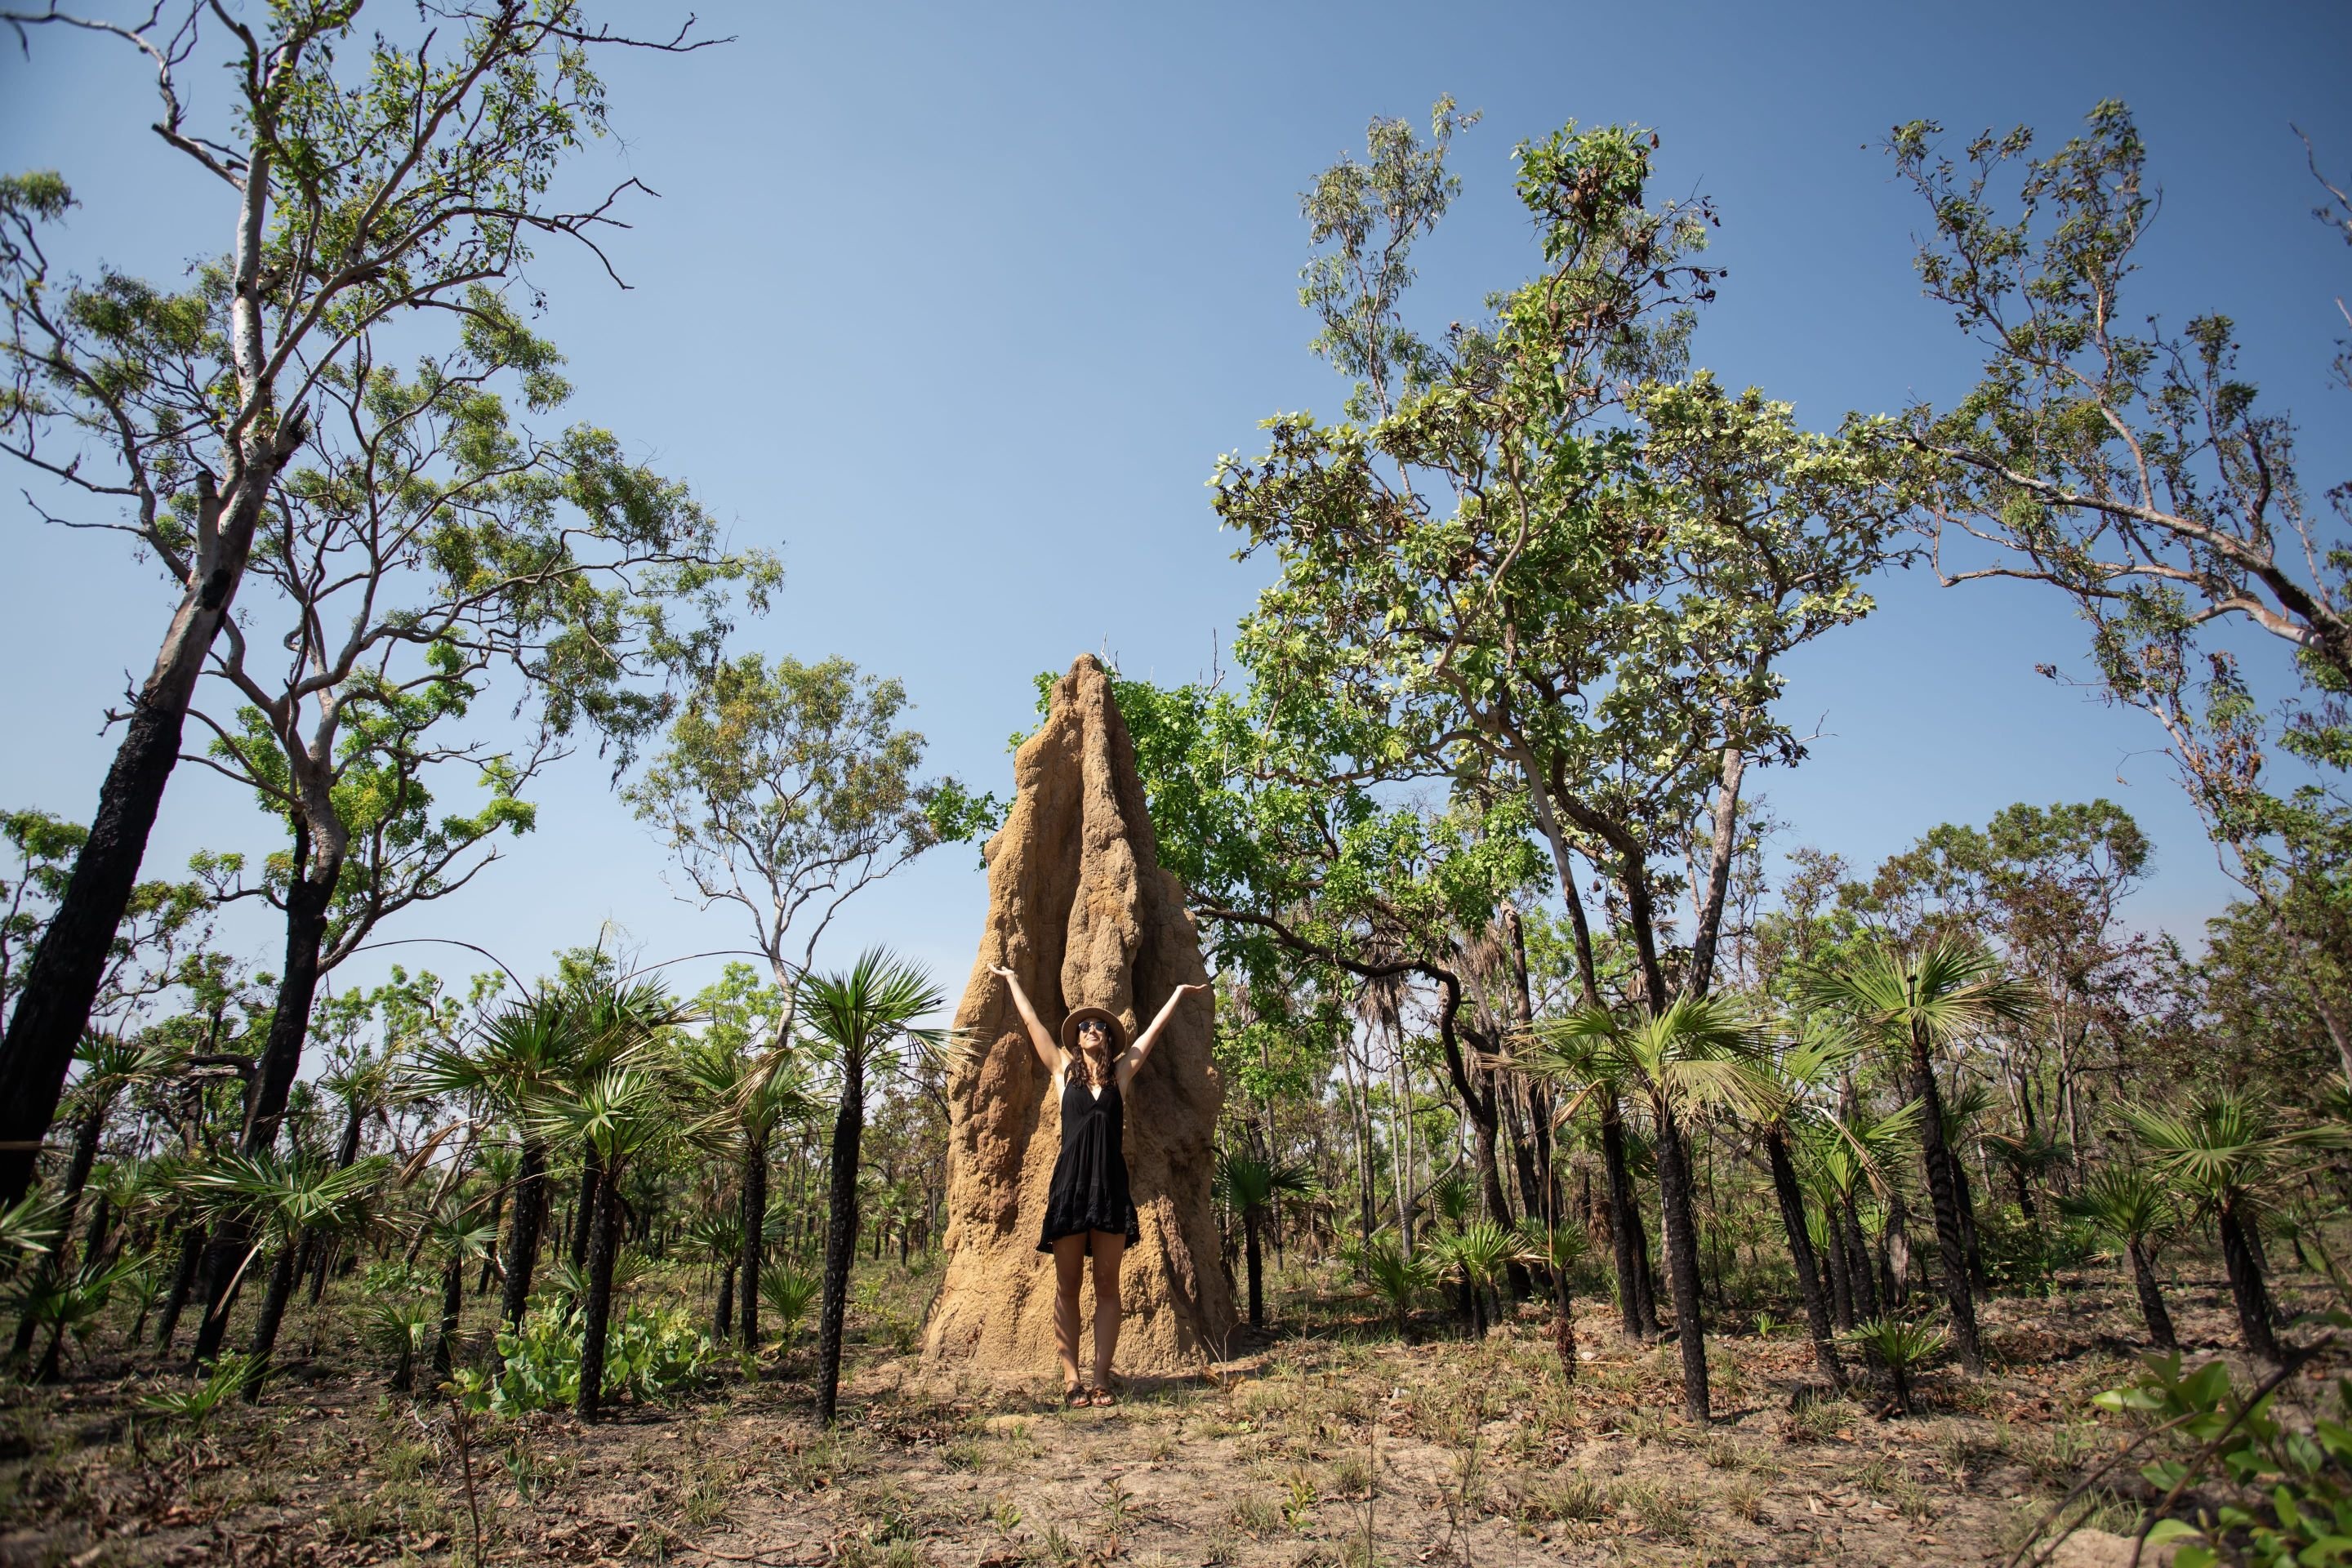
top-left (0, 1264), bottom-right (2331, 1568)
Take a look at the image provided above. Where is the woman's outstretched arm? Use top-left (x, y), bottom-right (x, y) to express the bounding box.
top-left (1119, 982), bottom-right (1211, 1085)
top-left (990, 965), bottom-right (1064, 1076)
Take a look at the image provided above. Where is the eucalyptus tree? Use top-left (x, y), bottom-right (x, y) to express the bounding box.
top-left (794, 950), bottom-right (949, 1428)
top-left (1214, 109), bottom-right (1903, 1346)
top-left (1886, 104), bottom-right (2352, 1081)
top-left (627, 657), bottom-right (987, 1316)
top-left (1218, 109), bottom-right (1906, 1044)
top-left (1806, 942), bottom-right (2038, 1374)
top-left (1517, 996), bottom-right (1771, 1423)
top-left (0, 1), bottom-right (728, 1205)
top-left (187, 288), bottom-right (773, 1173)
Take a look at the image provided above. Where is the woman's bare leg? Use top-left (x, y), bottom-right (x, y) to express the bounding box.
top-left (1052, 1236), bottom-right (1088, 1392)
top-left (1089, 1231), bottom-right (1125, 1392)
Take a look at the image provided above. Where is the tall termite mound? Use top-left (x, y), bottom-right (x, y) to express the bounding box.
top-left (923, 656), bottom-right (1236, 1376)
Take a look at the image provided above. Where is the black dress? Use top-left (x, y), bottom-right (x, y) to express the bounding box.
top-left (1037, 1073), bottom-right (1141, 1254)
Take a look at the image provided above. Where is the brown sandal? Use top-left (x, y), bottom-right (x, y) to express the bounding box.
top-left (1063, 1383), bottom-right (1088, 1408)
top-left (1087, 1384), bottom-right (1118, 1407)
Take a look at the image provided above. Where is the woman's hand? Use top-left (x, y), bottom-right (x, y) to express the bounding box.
top-left (989, 964), bottom-right (1016, 980)
top-left (1175, 982), bottom-right (1210, 997)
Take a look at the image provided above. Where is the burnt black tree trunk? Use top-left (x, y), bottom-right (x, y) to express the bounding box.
top-left (156, 1219), bottom-right (206, 1351)
top-left (1600, 1094), bottom-right (1657, 1340)
top-left (2128, 1237), bottom-right (2178, 1352)
top-left (2218, 1199), bottom-right (2281, 1361)
top-left (243, 1246), bottom-right (297, 1399)
top-left (1765, 1129), bottom-right (1845, 1387)
top-left (499, 1139), bottom-right (548, 1331)
top-left (434, 1252), bottom-right (463, 1378)
top-left (1652, 1103), bottom-right (1712, 1423)
top-left (0, 439), bottom-right (300, 1206)
top-left (815, 1049), bottom-right (865, 1427)
top-left (737, 1132), bottom-right (767, 1346)
top-left (1242, 1206), bottom-right (1267, 1330)
top-left (713, 1259), bottom-right (735, 1345)
top-left (1909, 1021), bottom-right (1985, 1374)
top-left (476, 1186), bottom-right (505, 1295)
top-left (575, 1159), bottom-right (623, 1419)
top-left (191, 844), bottom-right (338, 1361)
top-left (570, 1152), bottom-right (602, 1272)
top-left (1842, 1193), bottom-right (1880, 1321)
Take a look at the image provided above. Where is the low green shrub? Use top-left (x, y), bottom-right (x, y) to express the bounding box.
top-left (490, 1301), bottom-right (715, 1413)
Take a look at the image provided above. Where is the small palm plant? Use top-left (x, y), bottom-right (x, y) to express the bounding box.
top-left (679, 1213), bottom-right (743, 1343)
top-left (676, 1028), bottom-right (817, 1347)
top-left (11, 1254), bottom-right (138, 1383)
top-left (365, 1293), bottom-right (439, 1392)
top-left (2060, 1166), bottom-right (2180, 1351)
top-left (1428, 1218), bottom-right (1526, 1340)
top-left (1350, 1229), bottom-right (1435, 1342)
top-left (419, 1197), bottom-right (499, 1379)
top-left (1845, 1315), bottom-right (1946, 1416)
top-left (1215, 1150), bottom-right (1320, 1331)
top-left (760, 1267), bottom-right (821, 1353)
top-left (1516, 1216), bottom-right (1588, 1380)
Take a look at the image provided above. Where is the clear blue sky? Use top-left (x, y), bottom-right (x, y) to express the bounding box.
top-left (3, 1), bottom-right (2347, 1013)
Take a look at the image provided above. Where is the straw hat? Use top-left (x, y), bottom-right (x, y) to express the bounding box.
top-left (1058, 1006), bottom-right (1128, 1057)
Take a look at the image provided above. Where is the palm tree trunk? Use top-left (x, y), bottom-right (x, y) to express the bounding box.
top-left (571, 1152), bottom-right (602, 1273)
top-left (189, 1223), bottom-right (252, 1363)
top-left (434, 1253), bottom-right (463, 1379)
top-left (156, 1218), bottom-right (205, 1351)
top-left (1244, 1209), bottom-right (1265, 1330)
top-left (1824, 1207), bottom-right (1855, 1331)
top-left (1911, 1027), bottom-right (1985, 1373)
top-left (1765, 1129), bottom-right (1844, 1387)
top-left (815, 1054), bottom-right (865, 1428)
top-left (2218, 1198), bottom-right (2281, 1361)
top-left (1952, 1154), bottom-right (1988, 1293)
top-left (576, 1159), bottom-right (623, 1420)
top-left (1599, 1094), bottom-right (1652, 1340)
top-left (714, 1263), bottom-right (735, 1345)
top-left (500, 1139), bottom-right (547, 1331)
top-left (1842, 1195), bottom-right (1880, 1320)
top-left (738, 1133), bottom-right (768, 1346)
top-left (1652, 1102), bottom-right (1712, 1423)
top-left (2127, 1239), bottom-right (2177, 1352)
top-left (243, 1245), bottom-right (297, 1400)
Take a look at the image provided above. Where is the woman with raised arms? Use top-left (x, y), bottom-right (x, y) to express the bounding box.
top-left (988, 967), bottom-right (1209, 1405)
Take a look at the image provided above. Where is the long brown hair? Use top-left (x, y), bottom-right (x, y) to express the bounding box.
top-left (1071, 1018), bottom-right (1115, 1087)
